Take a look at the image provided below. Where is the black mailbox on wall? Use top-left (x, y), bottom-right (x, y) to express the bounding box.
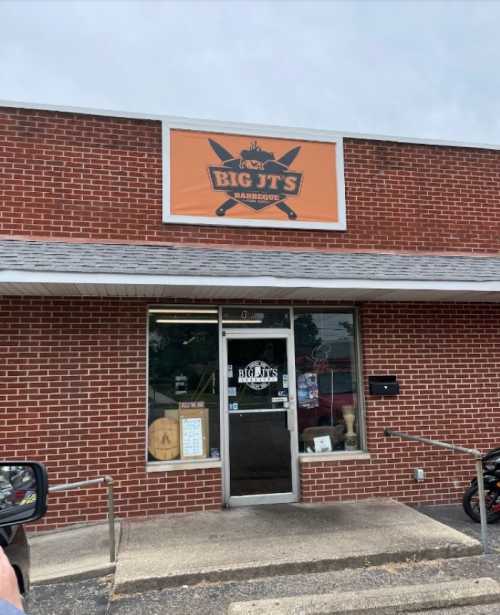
top-left (368, 375), bottom-right (400, 396)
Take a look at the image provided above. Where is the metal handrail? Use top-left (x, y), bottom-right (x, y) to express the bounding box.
top-left (384, 429), bottom-right (489, 554)
top-left (49, 476), bottom-right (116, 563)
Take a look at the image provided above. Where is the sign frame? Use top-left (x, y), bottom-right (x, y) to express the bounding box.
top-left (162, 118), bottom-right (346, 231)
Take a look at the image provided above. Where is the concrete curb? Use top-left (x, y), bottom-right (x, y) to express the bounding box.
top-left (227, 577), bottom-right (500, 614)
top-left (113, 542), bottom-right (482, 594)
top-left (32, 563), bottom-right (116, 586)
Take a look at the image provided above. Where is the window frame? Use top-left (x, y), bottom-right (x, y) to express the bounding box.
top-left (291, 306), bottom-right (367, 460)
top-left (145, 304), bottom-right (222, 471)
top-left (145, 304), bottom-right (366, 471)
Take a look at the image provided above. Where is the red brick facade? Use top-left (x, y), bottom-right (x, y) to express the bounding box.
top-left (1, 295), bottom-right (498, 529)
top-left (0, 105), bottom-right (499, 529)
top-left (1, 106), bottom-right (499, 253)
top-left (1, 297), bottom-right (222, 529)
top-left (301, 302), bottom-right (500, 505)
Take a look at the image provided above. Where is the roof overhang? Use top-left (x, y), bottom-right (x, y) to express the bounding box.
top-left (1, 270), bottom-right (500, 302)
top-left (1, 238), bottom-right (499, 302)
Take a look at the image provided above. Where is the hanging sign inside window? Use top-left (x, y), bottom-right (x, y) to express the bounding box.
top-left (164, 125), bottom-right (345, 231)
top-left (238, 360), bottom-right (278, 391)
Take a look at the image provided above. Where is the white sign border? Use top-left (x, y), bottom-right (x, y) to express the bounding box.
top-left (162, 118), bottom-right (346, 231)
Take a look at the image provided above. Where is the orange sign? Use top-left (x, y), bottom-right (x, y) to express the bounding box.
top-left (165, 127), bottom-right (345, 230)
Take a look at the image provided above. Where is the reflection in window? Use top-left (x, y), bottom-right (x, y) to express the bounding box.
top-left (294, 310), bottom-right (359, 453)
top-left (148, 308), bottom-right (219, 462)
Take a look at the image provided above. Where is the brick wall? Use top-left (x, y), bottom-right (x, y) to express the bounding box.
top-left (1, 104), bottom-right (499, 526)
top-left (0, 297), bottom-right (222, 530)
top-left (1, 296), bottom-right (499, 528)
top-left (1, 106), bottom-right (499, 253)
top-left (301, 302), bottom-right (500, 504)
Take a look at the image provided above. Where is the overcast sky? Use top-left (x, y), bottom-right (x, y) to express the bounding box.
top-left (2, 0), bottom-right (500, 143)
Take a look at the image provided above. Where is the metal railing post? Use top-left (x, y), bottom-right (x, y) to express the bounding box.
top-left (104, 476), bottom-right (116, 563)
top-left (384, 429), bottom-right (489, 555)
top-left (475, 457), bottom-right (489, 554)
top-left (49, 476), bottom-right (116, 563)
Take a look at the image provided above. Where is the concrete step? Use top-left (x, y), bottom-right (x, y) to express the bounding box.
top-left (114, 501), bottom-right (482, 594)
top-left (227, 578), bottom-right (500, 614)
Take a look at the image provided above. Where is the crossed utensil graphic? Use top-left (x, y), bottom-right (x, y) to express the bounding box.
top-left (208, 138), bottom-right (301, 220)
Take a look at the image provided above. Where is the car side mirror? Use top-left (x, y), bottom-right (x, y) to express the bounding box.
top-left (0, 462), bottom-right (48, 528)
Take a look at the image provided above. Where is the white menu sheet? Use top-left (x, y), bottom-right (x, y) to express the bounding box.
top-left (182, 417), bottom-right (204, 457)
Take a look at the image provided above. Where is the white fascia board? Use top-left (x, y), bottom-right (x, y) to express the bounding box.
top-left (1, 270), bottom-right (499, 293)
top-left (3, 98), bottom-right (500, 153)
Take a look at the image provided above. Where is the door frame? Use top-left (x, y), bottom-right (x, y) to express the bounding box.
top-left (221, 328), bottom-right (300, 507)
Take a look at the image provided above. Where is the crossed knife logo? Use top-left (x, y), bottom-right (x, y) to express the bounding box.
top-left (208, 139), bottom-right (303, 219)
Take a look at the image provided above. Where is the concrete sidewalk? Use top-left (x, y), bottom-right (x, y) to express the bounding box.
top-left (114, 499), bottom-right (481, 594)
top-left (28, 521), bottom-right (120, 585)
top-left (417, 504), bottom-right (500, 552)
top-left (27, 499), bottom-right (482, 592)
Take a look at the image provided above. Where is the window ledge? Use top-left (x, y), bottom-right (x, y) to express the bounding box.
top-left (299, 451), bottom-right (371, 463)
top-left (146, 458), bottom-right (222, 473)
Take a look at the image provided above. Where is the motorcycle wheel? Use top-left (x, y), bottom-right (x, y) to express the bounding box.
top-left (462, 484), bottom-right (500, 523)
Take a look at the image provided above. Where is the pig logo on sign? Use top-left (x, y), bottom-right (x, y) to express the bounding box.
top-left (208, 139), bottom-right (302, 219)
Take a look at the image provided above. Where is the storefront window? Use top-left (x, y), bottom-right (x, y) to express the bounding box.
top-left (293, 310), bottom-right (360, 454)
top-left (147, 308), bottom-right (219, 463)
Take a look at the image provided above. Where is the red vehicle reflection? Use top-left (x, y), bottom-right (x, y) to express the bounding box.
top-left (296, 370), bottom-right (356, 452)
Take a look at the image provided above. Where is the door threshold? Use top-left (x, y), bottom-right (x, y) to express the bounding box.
top-left (228, 493), bottom-right (298, 507)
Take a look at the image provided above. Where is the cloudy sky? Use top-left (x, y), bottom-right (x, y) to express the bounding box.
top-left (1, 0), bottom-right (500, 143)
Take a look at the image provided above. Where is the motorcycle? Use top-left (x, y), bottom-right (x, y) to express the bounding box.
top-left (463, 447), bottom-right (500, 523)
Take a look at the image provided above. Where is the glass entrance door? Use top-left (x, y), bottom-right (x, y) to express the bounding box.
top-left (224, 333), bottom-right (298, 505)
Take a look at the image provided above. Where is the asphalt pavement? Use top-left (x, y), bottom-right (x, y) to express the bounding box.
top-left (27, 577), bottom-right (112, 615)
top-left (27, 554), bottom-right (500, 615)
top-left (25, 504), bottom-right (500, 615)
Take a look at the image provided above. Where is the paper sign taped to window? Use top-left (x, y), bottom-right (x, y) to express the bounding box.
top-left (181, 417), bottom-right (204, 457)
top-left (179, 405), bottom-right (209, 459)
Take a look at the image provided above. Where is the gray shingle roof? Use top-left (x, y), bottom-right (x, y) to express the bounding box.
top-left (0, 239), bottom-right (499, 282)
